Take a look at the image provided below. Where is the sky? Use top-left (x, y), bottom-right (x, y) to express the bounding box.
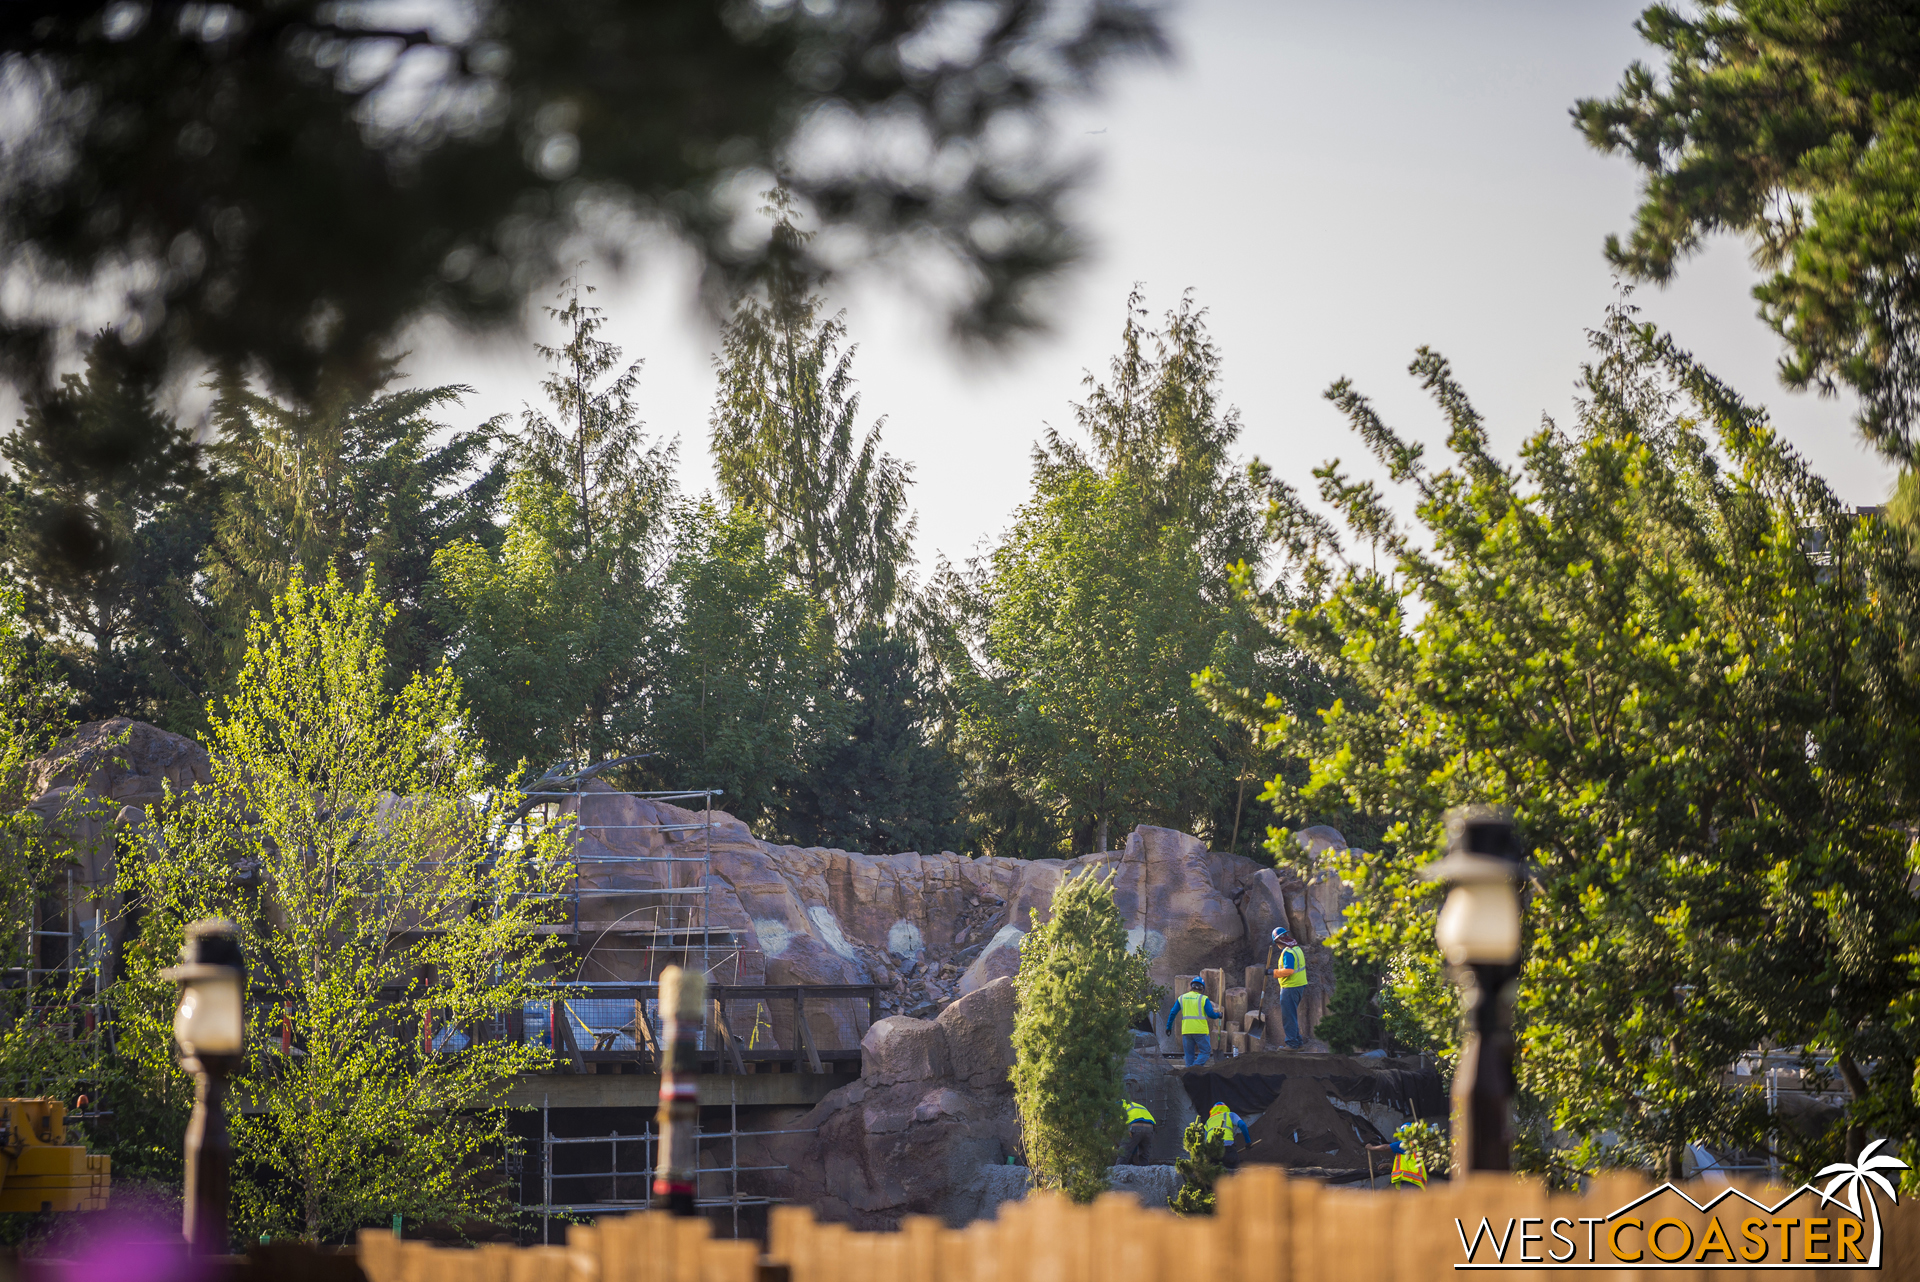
top-left (396, 0), bottom-right (1898, 574)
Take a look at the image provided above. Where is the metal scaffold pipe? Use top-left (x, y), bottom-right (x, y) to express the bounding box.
top-left (653, 965), bottom-right (704, 1216)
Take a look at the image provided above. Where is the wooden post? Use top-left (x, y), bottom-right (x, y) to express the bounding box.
top-left (710, 997), bottom-right (746, 1074)
top-left (633, 998), bottom-right (661, 1068)
top-left (654, 965), bottom-right (705, 1216)
top-left (794, 989), bottom-right (824, 1073)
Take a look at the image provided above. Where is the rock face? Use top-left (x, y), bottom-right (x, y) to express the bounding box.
top-left (23, 718), bottom-right (214, 908)
top-left (551, 782), bottom-right (1335, 1049)
top-left (945, 1163), bottom-right (1181, 1224)
top-left (741, 977), bottom-right (1024, 1228)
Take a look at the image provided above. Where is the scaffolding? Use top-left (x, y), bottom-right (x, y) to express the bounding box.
top-left (516, 771), bottom-right (754, 988)
top-left (529, 1090), bottom-right (815, 1242)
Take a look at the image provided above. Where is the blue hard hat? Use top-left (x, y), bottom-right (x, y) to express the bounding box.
top-left (1189, 976), bottom-right (1206, 988)
top-left (1272, 925), bottom-right (1293, 941)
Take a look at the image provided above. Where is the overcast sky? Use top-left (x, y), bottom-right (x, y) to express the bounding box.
top-left (395, 0), bottom-right (1897, 575)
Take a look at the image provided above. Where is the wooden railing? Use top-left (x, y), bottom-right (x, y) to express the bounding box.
top-left (355, 1164), bottom-right (1920, 1281)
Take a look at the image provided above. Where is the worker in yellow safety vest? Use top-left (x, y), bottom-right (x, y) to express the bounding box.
top-left (1365, 1127), bottom-right (1429, 1190)
top-left (1164, 977), bottom-right (1224, 1067)
top-left (1204, 1102), bottom-right (1252, 1169)
top-left (1267, 926), bottom-right (1309, 1051)
top-left (1118, 1100), bottom-right (1156, 1165)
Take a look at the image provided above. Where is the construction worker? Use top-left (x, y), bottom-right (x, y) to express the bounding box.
top-left (1118, 1099), bottom-right (1156, 1165)
top-left (1267, 925), bottom-right (1308, 1050)
top-left (1165, 977), bottom-right (1224, 1067)
top-left (1204, 1102), bottom-right (1252, 1169)
top-left (1365, 1126), bottom-right (1429, 1190)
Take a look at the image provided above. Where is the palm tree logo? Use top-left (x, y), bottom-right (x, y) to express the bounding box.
top-left (1814, 1138), bottom-right (1909, 1265)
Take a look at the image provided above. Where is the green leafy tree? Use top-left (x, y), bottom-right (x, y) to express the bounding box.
top-left (117, 571), bottom-right (574, 1241)
top-left (954, 290), bottom-right (1302, 857)
top-left (644, 502), bottom-right (836, 832)
top-left (1010, 869), bottom-right (1147, 1203)
top-left (1249, 304), bottom-right (1920, 1183)
top-left (0, 332), bottom-right (211, 725)
top-left (711, 201), bottom-right (916, 628)
top-left (1577, 0), bottom-right (1920, 458)
top-left (435, 282), bottom-right (672, 774)
top-left (195, 369), bottom-right (504, 700)
top-left (0, 592), bottom-right (108, 1107)
top-left (962, 469), bottom-right (1225, 855)
top-left (1170, 1118), bottom-right (1224, 1216)
top-left (784, 623), bottom-right (964, 854)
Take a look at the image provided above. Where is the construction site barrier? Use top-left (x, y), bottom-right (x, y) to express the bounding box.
top-left (355, 1164), bottom-right (1920, 1282)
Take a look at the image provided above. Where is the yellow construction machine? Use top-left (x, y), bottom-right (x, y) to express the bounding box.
top-left (0, 1098), bottom-right (110, 1213)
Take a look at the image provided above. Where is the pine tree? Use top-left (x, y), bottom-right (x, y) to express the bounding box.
top-left (710, 198), bottom-right (915, 628)
top-left (435, 279), bottom-right (673, 774)
top-left (195, 368), bottom-right (504, 699)
top-left (0, 332), bottom-right (211, 724)
top-left (1577, 0), bottom-right (1920, 459)
top-left (1010, 869), bottom-right (1147, 1203)
top-left (1170, 1118), bottom-right (1224, 1216)
top-left (784, 623), bottom-right (965, 854)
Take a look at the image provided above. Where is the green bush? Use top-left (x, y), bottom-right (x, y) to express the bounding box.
top-left (1171, 1118), bottom-right (1224, 1215)
top-left (1010, 869), bottom-right (1147, 1203)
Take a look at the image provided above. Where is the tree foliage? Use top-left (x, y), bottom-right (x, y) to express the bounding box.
top-left (0, 333), bottom-right (210, 725)
top-left (117, 571), bottom-right (574, 1242)
top-left (1251, 303), bottom-right (1920, 1183)
top-left (1169, 1118), bottom-right (1223, 1216)
top-left (710, 202), bottom-right (916, 629)
top-left (0, 0), bottom-right (1165, 407)
top-left (1577, 0), bottom-right (1920, 457)
top-left (435, 284), bottom-right (670, 775)
top-left (645, 502), bottom-right (836, 832)
top-left (1010, 868), bottom-right (1148, 1204)
top-left (952, 289), bottom-right (1310, 857)
top-left (785, 623), bottom-right (965, 855)
top-left (197, 369), bottom-right (504, 702)
top-left (0, 592), bottom-right (106, 1108)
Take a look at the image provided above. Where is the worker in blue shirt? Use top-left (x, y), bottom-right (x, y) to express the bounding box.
top-left (1165, 977), bottom-right (1223, 1067)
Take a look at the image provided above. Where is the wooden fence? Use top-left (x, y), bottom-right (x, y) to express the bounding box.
top-left (356, 1165), bottom-right (1920, 1282)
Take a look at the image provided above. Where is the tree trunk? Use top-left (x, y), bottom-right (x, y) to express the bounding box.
top-left (1095, 815), bottom-right (1109, 853)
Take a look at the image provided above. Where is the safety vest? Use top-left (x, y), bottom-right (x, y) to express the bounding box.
top-left (1390, 1148), bottom-right (1427, 1188)
top-left (1204, 1106), bottom-right (1236, 1146)
top-left (1123, 1101), bottom-right (1154, 1125)
top-left (1278, 944), bottom-right (1308, 989)
top-left (1177, 990), bottom-right (1211, 1033)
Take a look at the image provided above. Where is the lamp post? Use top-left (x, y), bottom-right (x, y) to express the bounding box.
top-left (1423, 805), bottom-right (1525, 1174)
top-left (163, 919), bottom-right (246, 1255)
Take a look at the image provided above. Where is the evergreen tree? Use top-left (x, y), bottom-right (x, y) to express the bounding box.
top-left (1039, 287), bottom-right (1261, 591)
top-left (434, 280), bottom-right (673, 774)
top-left (644, 502), bottom-right (836, 831)
top-left (1577, 0), bottom-right (1920, 459)
top-left (520, 275), bottom-right (674, 571)
top-left (1170, 1118), bottom-right (1224, 1216)
top-left (0, 332), bottom-right (211, 724)
top-left (195, 368), bottom-right (504, 699)
top-left (962, 469), bottom-right (1227, 856)
top-left (1010, 869), bottom-right (1148, 1204)
top-left (953, 290), bottom-right (1308, 857)
top-left (710, 199), bottom-right (915, 628)
top-left (785, 623), bottom-right (965, 854)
